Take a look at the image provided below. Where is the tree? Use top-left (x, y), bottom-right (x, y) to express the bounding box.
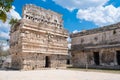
top-left (0, 41), bottom-right (4, 67)
top-left (9, 18), bottom-right (18, 27)
top-left (0, 41), bottom-right (3, 56)
top-left (0, 40), bottom-right (9, 67)
top-left (0, 0), bottom-right (14, 22)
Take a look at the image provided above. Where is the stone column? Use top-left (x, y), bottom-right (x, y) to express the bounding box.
top-left (84, 51), bottom-right (88, 70)
top-left (99, 50), bottom-right (102, 65)
top-left (114, 50), bottom-right (117, 65)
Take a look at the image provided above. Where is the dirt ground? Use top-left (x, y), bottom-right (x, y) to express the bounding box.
top-left (0, 69), bottom-right (120, 80)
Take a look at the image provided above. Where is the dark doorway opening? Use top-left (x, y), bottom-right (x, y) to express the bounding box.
top-left (116, 51), bottom-right (120, 65)
top-left (45, 56), bottom-right (51, 67)
top-left (66, 59), bottom-right (70, 65)
top-left (93, 52), bottom-right (100, 65)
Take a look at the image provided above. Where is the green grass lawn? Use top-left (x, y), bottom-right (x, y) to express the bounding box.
top-left (67, 67), bottom-right (120, 74)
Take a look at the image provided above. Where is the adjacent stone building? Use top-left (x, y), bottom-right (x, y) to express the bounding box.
top-left (70, 23), bottom-right (120, 69)
top-left (10, 4), bottom-right (68, 70)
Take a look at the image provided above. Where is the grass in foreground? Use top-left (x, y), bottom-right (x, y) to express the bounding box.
top-left (67, 67), bottom-right (120, 74)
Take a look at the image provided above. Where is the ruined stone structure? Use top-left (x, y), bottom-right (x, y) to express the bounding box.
top-left (10, 4), bottom-right (68, 70)
top-left (70, 23), bottom-right (120, 69)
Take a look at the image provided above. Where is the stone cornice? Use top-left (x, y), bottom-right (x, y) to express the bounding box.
top-left (70, 22), bottom-right (120, 38)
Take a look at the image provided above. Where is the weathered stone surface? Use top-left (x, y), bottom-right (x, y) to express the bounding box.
top-left (70, 22), bottom-right (120, 69)
top-left (10, 4), bottom-right (68, 70)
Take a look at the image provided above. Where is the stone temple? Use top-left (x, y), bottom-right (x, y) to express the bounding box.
top-left (10, 4), bottom-right (68, 70)
top-left (70, 23), bottom-right (120, 69)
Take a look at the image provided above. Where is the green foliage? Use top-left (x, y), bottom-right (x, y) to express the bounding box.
top-left (0, 0), bottom-right (14, 22)
top-left (9, 18), bottom-right (18, 26)
top-left (1, 49), bottom-right (9, 57)
top-left (0, 41), bottom-right (9, 58)
top-left (0, 10), bottom-right (7, 22)
top-left (0, 42), bottom-right (4, 58)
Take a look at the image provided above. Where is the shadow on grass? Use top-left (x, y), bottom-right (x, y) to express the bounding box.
top-left (67, 67), bottom-right (120, 74)
top-left (0, 67), bottom-right (20, 71)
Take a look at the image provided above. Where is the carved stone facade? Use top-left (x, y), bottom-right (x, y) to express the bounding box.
top-left (70, 22), bottom-right (120, 69)
top-left (10, 4), bottom-right (68, 70)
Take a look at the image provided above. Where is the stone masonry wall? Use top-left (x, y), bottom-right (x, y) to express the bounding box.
top-left (70, 22), bottom-right (120, 69)
top-left (10, 4), bottom-right (68, 70)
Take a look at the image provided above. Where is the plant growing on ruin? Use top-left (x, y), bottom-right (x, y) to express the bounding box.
top-left (9, 18), bottom-right (18, 27)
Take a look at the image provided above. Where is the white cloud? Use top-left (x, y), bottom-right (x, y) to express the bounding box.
top-left (67, 37), bottom-right (71, 49)
top-left (68, 43), bottom-right (71, 49)
top-left (53, 0), bottom-right (120, 27)
top-left (0, 20), bottom-right (10, 40)
top-left (8, 6), bottom-right (21, 19)
top-left (77, 5), bottom-right (120, 26)
top-left (3, 45), bottom-right (9, 51)
top-left (67, 37), bottom-right (71, 42)
top-left (0, 6), bottom-right (21, 40)
top-left (0, 31), bottom-right (9, 39)
top-left (0, 20), bottom-right (10, 32)
top-left (72, 30), bottom-right (79, 33)
top-left (53, 0), bottom-right (109, 11)
top-left (0, 39), bottom-right (9, 51)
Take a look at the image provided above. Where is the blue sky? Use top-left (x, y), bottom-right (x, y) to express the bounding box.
top-left (0, 0), bottom-right (120, 50)
top-left (12, 0), bottom-right (120, 33)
